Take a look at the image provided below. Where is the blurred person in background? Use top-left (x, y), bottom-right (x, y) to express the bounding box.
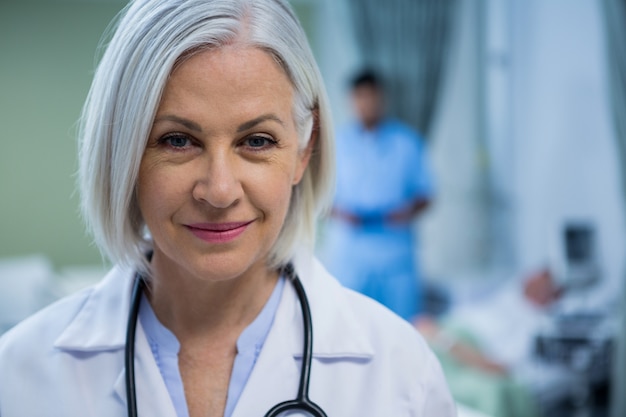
top-left (319, 69), bottom-right (434, 321)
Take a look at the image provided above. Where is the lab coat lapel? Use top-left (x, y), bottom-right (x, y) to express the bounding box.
top-left (232, 251), bottom-right (375, 416)
top-left (295, 251), bottom-right (375, 358)
top-left (53, 266), bottom-right (177, 416)
top-left (54, 265), bottom-right (133, 350)
top-left (53, 254), bottom-right (373, 416)
top-left (231, 267), bottom-right (302, 416)
top-left (112, 323), bottom-right (178, 417)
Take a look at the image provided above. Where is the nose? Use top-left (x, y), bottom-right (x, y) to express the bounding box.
top-left (192, 150), bottom-right (243, 209)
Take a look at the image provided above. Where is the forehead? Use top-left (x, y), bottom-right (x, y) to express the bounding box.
top-left (168, 45), bottom-right (291, 95)
top-left (157, 45), bottom-right (295, 121)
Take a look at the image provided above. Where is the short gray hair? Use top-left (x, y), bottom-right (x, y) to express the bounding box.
top-left (78, 0), bottom-right (335, 273)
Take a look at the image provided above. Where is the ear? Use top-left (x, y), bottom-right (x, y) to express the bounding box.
top-left (292, 110), bottom-right (318, 185)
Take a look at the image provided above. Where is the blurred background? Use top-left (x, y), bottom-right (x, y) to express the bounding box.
top-left (0, 0), bottom-right (624, 416)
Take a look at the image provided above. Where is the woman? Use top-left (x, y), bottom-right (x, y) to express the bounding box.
top-left (0, 0), bottom-right (455, 416)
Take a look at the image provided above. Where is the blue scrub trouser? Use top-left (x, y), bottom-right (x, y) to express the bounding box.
top-left (319, 220), bottom-right (422, 321)
top-left (319, 241), bottom-right (421, 321)
top-left (357, 267), bottom-right (421, 321)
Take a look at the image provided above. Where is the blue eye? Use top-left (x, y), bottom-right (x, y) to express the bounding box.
top-left (167, 135), bottom-right (189, 148)
top-left (245, 136), bottom-right (276, 148)
top-left (157, 133), bottom-right (192, 150)
top-left (247, 136), bottom-right (268, 147)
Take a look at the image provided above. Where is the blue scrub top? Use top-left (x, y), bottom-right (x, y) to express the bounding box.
top-left (320, 119), bottom-right (434, 320)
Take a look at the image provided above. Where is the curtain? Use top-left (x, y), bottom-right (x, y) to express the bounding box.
top-left (601, 1), bottom-right (626, 417)
top-left (345, 0), bottom-right (458, 137)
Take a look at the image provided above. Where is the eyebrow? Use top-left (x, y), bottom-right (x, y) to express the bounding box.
top-left (237, 114), bottom-right (285, 132)
top-left (154, 115), bottom-right (203, 132)
top-left (153, 113), bottom-right (285, 134)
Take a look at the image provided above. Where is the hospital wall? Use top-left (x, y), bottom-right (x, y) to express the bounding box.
top-left (0, 1), bottom-right (126, 268)
top-left (509, 0), bottom-right (625, 301)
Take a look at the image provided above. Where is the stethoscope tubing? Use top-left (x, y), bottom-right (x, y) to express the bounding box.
top-left (124, 264), bottom-right (327, 417)
top-left (125, 275), bottom-right (144, 417)
top-left (263, 263), bottom-right (327, 417)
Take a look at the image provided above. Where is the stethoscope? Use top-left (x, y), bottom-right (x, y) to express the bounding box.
top-left (124, 262), bottom-right (328, 417)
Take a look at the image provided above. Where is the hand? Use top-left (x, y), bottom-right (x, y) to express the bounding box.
top-left (386, 198), bottom-right (430, 225)
top-left (330, 207), bottom-right (363, 226)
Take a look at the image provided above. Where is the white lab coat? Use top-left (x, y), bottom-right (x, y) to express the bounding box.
top-left (0, 251), bottom-right (455, 416)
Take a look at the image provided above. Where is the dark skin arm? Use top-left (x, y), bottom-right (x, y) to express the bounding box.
top-left (331, 196), bottom-right (431, 226)
top-left (386, 197), bottom-right (430, 224)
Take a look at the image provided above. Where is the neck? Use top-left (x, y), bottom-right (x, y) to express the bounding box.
top-left (145, 254), bottom-right (280, 344)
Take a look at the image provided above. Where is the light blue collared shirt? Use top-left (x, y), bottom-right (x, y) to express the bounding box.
top-left (139, 276), bottom-right (286, 417)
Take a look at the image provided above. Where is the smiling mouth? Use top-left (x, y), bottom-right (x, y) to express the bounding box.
top-left (186, 221), bottom-right (254, 243)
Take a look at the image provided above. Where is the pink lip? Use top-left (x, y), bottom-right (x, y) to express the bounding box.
top-left (186, 221), bottom-right (254, 243)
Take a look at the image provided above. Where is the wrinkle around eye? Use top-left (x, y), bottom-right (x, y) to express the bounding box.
top-left (157, 132), bottom-right (201, 152)
top-left (242, 135), bottom-right (278, 150)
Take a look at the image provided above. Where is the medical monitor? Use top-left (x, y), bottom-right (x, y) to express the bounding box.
top-left (552, 221), bottom-right (600, 290)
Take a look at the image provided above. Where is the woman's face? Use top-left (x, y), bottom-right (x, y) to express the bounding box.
top-left (137, 46), bottom-right (311, 282)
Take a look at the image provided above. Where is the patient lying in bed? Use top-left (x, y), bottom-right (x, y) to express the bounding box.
top-left (415, 269), bottom-right (565, 417)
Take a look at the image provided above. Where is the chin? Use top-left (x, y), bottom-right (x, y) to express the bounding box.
top-left (187, 251), bottom-right (270, 282)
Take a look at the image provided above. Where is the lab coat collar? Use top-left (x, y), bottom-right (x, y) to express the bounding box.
top-left (54, 265), bottom-right (134, 350)
top-left (54, 265), bottom-right (177, 415)
top-left (290, 248), bottom-right (375, 358)
top-left (52, 250), bottom-right (374, 415)
top-left (55, 267), bottom-right (176, 417)
top-left (54, 251), bottom-right (375, 356)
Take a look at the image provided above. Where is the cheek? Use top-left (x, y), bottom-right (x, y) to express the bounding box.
top-left (247, 165), bottom-right (295, 218)
top-left (136, 163), bottom-right (186, 223)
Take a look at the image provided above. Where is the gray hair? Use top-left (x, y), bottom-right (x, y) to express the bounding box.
top-left (78, 0), bottom-right (335, 273)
